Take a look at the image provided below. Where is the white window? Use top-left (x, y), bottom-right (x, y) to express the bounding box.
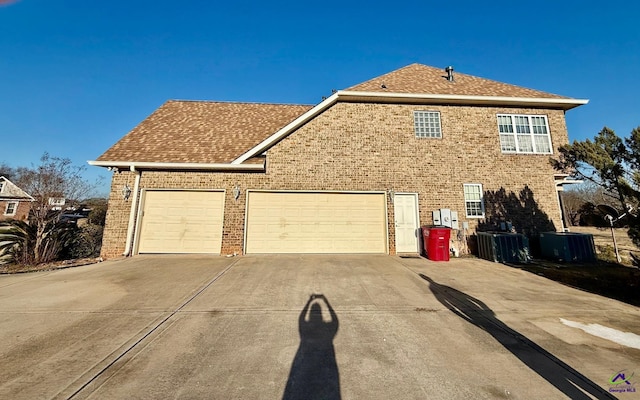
top-left (497, 114), bottom-right (552, 154)
top-left (48, 197), bottom-right (66, 206)
top-left (414, 111), bottom-right (442, 138)
top-left (0, 182), bottom-right (4, 193)
top-left (4, 201), bottom-right (18, 216)
top-left (464, 184), bottom-right (484, 218)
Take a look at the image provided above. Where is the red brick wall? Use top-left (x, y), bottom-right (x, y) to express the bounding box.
top-left (0, 200), bottom-right (31, 222)
top-left (100, 102), bottom-right (569, 258)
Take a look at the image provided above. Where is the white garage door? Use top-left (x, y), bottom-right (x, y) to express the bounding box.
top-left (245, 191), bottom-right (387, 254)
top-left (137, 190), bottom-right (224, 254)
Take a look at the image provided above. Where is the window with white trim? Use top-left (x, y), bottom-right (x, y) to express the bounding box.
top-left (497, 114), bottom-right (552, 154)
top-left (464, 184), bottom-right (484, 218)
top-left (414, 111), bottom-right (442, 138)
top-left (0, 182), bottom-right (4, 193)
top-left (48, 197), bottom-right (66, 207)
top-left (4, 201), bottom-right (18, 216)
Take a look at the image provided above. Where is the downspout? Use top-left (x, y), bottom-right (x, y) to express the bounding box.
top-left (123, 167), bottom-right (141, 256)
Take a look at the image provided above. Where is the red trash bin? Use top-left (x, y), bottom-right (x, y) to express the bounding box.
top-left (421, 227), bottom-right (451, 261)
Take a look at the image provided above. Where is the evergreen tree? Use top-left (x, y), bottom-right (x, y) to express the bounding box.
top-left (552, 126), bottom-right (640, 247)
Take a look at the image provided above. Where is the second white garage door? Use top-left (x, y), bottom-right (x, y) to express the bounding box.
top-left (137, 190), bottom-right (224, 254)
top-left (245, 191), bottom-right (387, 254)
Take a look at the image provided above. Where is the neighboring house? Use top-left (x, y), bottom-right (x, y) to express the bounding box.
top-left (90, 63), bottom-right (588, 259)
top-left (48, 197), bottom-right (66, 211)
top-left (0, 176), bottom-right (34, 222)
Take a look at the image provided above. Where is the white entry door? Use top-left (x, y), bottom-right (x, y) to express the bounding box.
top-left (394, 193), bottom-right (419, 253)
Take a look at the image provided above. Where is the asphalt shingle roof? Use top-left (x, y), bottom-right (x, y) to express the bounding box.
top-left (96, 101), bottom-right (312, 164)
top-left (0, 177), bottom-right (33, 200)
top-left (97, 63), bottom-right (575, 164)
top-left (346, 63), bottom-right (568, 99)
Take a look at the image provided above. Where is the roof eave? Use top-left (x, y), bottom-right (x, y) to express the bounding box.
top-left (0, 196), bottom-right (35, 201)
top-left (88, 160), bottom-right (265, 172)
top-left (336, 91), bottom-right (589, 110)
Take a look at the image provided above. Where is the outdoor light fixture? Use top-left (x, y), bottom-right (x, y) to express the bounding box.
top-left (122, 184), bottom-right (132, 201)
top-left (388, 189), bottom-right (395, 203)
top-left (233, 185), bottom-right (241, 201)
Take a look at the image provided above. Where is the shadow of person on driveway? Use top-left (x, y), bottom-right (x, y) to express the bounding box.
top-left (420, 274), bottom-right (616, 400)
top-left (283, 294), bottom-right (340, 400)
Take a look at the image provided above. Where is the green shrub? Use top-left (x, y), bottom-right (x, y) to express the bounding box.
top-left (68, 223), bottom-right (103, 259)
top-left (0, 218), bottom-right (77, 266)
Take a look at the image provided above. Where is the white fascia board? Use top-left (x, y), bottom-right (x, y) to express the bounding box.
top-left (232, 93), bottom-right (339, 164)
top-left (87, 160), bottom-right (264, 171)
top-left (336, 90), bottom-right (589, 110)
top-left (0, 196), bottom-right (35, 202)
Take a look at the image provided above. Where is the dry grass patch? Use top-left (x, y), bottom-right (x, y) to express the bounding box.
top-left (569, 226), bottom-right (638, 265)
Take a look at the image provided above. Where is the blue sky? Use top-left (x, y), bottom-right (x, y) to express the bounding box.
top-left (1, 0), bottom-right (639, 196)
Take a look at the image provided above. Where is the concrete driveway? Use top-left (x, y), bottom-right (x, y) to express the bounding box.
top-left (0, 255), bottom-right (638, 399)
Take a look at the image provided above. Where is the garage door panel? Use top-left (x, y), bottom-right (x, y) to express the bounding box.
top-left (246, 192), bottom-right (386, 254)
top-left (137, 190), bottom-right (224, 254)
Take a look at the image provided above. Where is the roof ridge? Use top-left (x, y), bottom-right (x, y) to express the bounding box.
top-left (345, 63), bottom-right (570, 99)
top-left (344, 63), bottom-right (425, 90)
top-left (165, 99), bottom-right (313, 107)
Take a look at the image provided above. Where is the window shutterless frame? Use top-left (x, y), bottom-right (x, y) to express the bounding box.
top-left (4, 201), bottom-right (18, 216)
top-left (463, 184), bottom-right (484, 218)
top-left (497, 114), bottom-right (552, 154)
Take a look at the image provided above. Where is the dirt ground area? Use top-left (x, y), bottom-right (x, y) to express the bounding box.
top-left (0, 257), bottom-right (102, 274)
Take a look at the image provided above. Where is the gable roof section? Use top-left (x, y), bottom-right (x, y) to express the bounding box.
top-left (0, 176), bottom-right (34, 201)
top-left (95, 100), bottom-right (312, 165)
top-left (346, 63), bottom-right (568, 98)
top-left (91, 63), bottom-right (589, 168)
top-left (233, 64), bottom-right (588, 163)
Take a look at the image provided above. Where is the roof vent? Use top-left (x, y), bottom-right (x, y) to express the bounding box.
top-left (445, 66), bottom-right (454, 82)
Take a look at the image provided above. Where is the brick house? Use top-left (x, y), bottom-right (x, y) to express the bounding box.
top-left (0, 176), bottom-right (34, 222)
top-left (90, 64), bottom-right (588, 259)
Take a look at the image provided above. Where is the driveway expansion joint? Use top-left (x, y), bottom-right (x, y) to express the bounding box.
top-left (56, 259), bottom-right (240, 400)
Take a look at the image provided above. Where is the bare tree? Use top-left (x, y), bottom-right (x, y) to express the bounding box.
top-left (573, 181), bottom-right (620, 208)
top-left (560, 180), bottom-right (624, 227)
top-left (2, 153), bottom-right (100, 264)
top-left (560, 190), bottom-right (583, 226)
top-left (0, 162), bottom-right (16, 180)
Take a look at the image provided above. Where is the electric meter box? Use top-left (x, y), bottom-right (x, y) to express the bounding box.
top-left (433, 209), bottom-right (458, 229)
